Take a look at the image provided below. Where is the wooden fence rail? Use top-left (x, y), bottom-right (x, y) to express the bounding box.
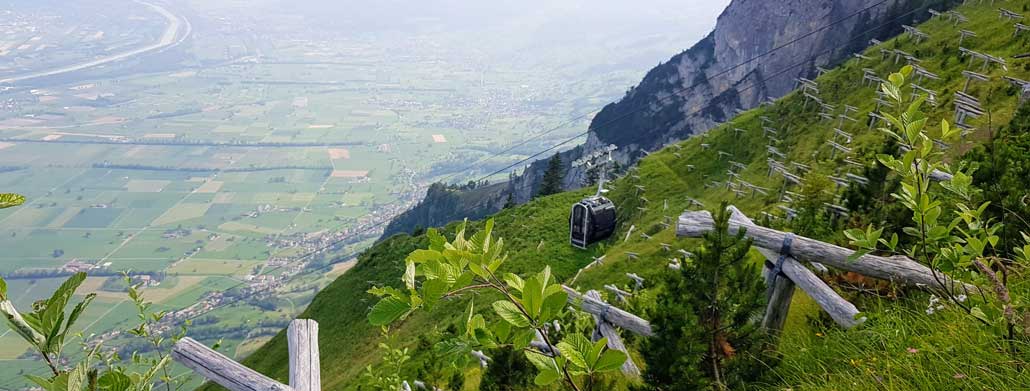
top-left (173, 319), bottom-right (319, 391)
top-left (562, 285), bottom-right (653, 336)
top-left (677, 207), bottom-right (977, 294)
top-left (172, 337), bottom-right (291, 391)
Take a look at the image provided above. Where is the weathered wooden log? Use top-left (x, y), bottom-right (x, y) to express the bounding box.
top-left (626, 273), bottom-right (645, 290)
top-left (729, 207), bottom-right (863, 329)
top-left (172, 337), bottom-right (290, 391)
top-left (762, 264), bottom-right (796, 336)
top-left (288, 319), bottom-right (320, 391)
top-left (531, 330), bottom-right (556, 355)
top-left (563, 285), bottom-right (653, 336)
top-left (929, 169), bottom-right (952, 182)
top-left (471, 350), bottom-right (491, 368)
top-left (604, 284), bottom-right (633, 302)
top-left (585, 290), bottom-right (640, 376)
top-left (678, 209), bottom-right (977, 294)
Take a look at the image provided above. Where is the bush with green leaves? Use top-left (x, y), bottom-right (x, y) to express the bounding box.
top-left (357, 330), bottom-right (411, 391)
top-left (846, 65), bottom-right (1030, 343)
top-left (367, 219), bottom-right (626, 390)
top-left (0, 271), bottom-right (194, 391)
top-left (965, 103), bottom-right (1030, 259)
top-left (639, 202), bottom-right (769, 391)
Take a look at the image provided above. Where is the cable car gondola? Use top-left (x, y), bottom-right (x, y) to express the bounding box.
top-left (569, 145), bottom-right (618, 249)
top-left (569, 195), bottom-right (616, 249)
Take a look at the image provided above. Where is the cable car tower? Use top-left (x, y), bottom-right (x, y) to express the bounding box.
top-left (569, 144), bottom-right (618, 249)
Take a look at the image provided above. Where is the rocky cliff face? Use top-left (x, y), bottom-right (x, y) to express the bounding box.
top-left (507, 0), bottom-right (958, 203)
top-left (380, 182), bottom-right (509, 238)
top-left (383, 0), bottom-right (957, 239)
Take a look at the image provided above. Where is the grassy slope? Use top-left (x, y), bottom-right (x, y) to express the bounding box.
top-left (213, 2), bottom-right (1030, 389)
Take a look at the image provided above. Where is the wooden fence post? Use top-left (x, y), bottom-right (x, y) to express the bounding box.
top-left (726, 206), bottom-right (864, 330)
top-left (288, 319), bottom-right (321, 391)
top-left (761, 265), bottom-right (797, 336)
top-left (172, 319), bottom-right (321, 391)
top-left (584, 290), bottom-right (641, 376)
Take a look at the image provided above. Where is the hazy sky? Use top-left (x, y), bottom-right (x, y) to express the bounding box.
top-left (208, 0), bottom-right (732, 44)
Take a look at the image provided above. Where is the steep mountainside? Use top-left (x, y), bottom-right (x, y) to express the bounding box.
top-left (380, 0), bottom-right (960, 241)
top-left (380, 182), bottom-right (508, 239)
top-left (214, 2), bottom-right (1030, 389)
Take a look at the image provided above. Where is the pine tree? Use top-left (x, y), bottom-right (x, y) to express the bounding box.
top-left (478, 348), bottom-right (534, 391)
top-left (537, 153), bottom-right (564, 197)
top-left (639, 203), bottom-right (769, 390)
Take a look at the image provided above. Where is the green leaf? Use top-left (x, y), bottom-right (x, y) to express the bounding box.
top-left (905, 118), bottom-right (927, 145)
top-left (367, 286), bottom-right (405, 299)
top-left (557, 343), bottom-right (587, 370)
top-left (970, 306), bottom-right (991, 324)
top-left (524, 350), bottom-right (556, 370)
top-left (0, 193), bottom-right (25, 209)
top-left (470, 219), bottom-right (494, 253)
top-left (888, 72), bottom-right (904, 87)
top-left (474, 327), bottom-right (497, 348)
top-left (941, 119), bottom-right (956, 141)
top-left (557, 334), bottom-right (591, 370)
top-left (533, 368), bottom-right (562, 386)
top-left (97, 371), bottom-right (132, 391)
top-left (41, 272), bottom-right (87, 336)
top-left (512, 328), bottom-right (536, 350)
top-left (538, 290), bottom-right (567, 323)
top-left (906, 94), bottom-right (926, 119)
top-left (0, 300), bottom-right (45, 348)
top-left (65, 294), bottom-right (96, 337)
top-left (503, 273), bottom-right (525, 292)
top-left (493, 300), bottom-right (531, 328)
top-left (367, 297), bottom-right (411, 326)
top-left (26, 374), bottom-right (56, 391)
top-left (406, 249), bottom-right (443, 264)
top-left (426, 228), bottom-right (446, 251)
top-left (491, 319), bottom-right (511, 341)
top-left (44, 309), bottom-right (65, 354)
top-left (66, 364), bottom-right (85, 391)
top-left (468, 314), bottom-right (487, 336)
top-left (463, 300), bottom-right (475, 334)
top-left (594, 349), bottom-right (627, 373)
top-left (402, 261), bottom-right (416, 291)
top-left (0, 276), bottom-right (6, 300)
top-left (141, 355), bottom-right (171, 384)
top-left (454, 271), bottom-right (475, 289)
top-left (467, 260), bottom-right (489, 279)
top-left (899, 65), bottom-right (913, 78)
top-left (587, 338), bottom-right (607, 366)
top-left (844, 250), bottom-right (869, 262)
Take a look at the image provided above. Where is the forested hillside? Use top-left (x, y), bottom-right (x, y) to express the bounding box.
top-left (219, 1), bottom-right (1030, 389)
